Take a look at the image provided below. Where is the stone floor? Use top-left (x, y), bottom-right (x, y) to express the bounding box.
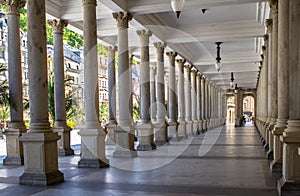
top-left (0, 124), bottom-right (279, 195)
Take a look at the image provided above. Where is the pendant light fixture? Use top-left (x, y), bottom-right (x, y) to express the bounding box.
top-left (215, 42), bottom-right (222, 72)
top-left (171, 0), bottom-right (185, 18)
top-left (230, 72), bottom-right (234, 87)
top-left (234, 83), bottom-right (238, 94)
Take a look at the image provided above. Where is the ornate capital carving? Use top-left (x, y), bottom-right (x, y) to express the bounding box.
top-left (1, 0), bottom-right (26, 15)
top-left (82, 0), bottom-right (97, 6)
top-left (166, 51), bottom-right (177, 58)
top-left (48, 19), bottom-right (68, 34)
top-left (154, 42), bottom-right (166, 54)
top-left (262, 45), bottom-right (267, 53)
top-left (263, 34), bottom-right (269, 44)
top-left (112, 12), bottom-right (133, 29)
top-left (136, 29), bottom-right (152, 45)
top-left (265, 19), bottom-right (273, 33)
top-left (176, 59), bottom-right (186, 66)
top-left (106, 46), bottom-right (116, 56)
top-left (268, 0), bottom-right (278, 15)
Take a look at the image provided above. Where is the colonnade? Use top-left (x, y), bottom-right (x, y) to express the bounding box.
top-left (255, 0), bottom-right (300, 194)
top-left (0, 0), bottom-right (226, 188)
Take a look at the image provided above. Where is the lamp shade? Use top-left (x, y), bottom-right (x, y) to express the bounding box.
top-left (215, 61), bottom-right (221, 72)
top-left (171, 0), bottom-right (185, 18)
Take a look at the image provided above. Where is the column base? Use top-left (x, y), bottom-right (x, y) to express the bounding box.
top-left (270, 160), bottom-right (282, 173)
top-left (20, 170), bottom-right (64, 186)
top-left (266, 150), bottom-right (274, 160)
top-left (19, 131), bottom-right (64, 186)
top-left (113, 123), bottom-right (137, 157)
top-left (277, 177), bottom-right (300, 196)
top-left (137, 122), bottom-right (156, 151)
top-left (105, 122), bottom-right (117, 145)
top-left (167, 121), bottom-right (178, 139)
top-left (203, 120), bottom-right (207, 132)
top-left (53, 123), bottom-right (74, 156)
top-left (3, 123), bottom-right (27, 165)
top-left (177, 119), bottom-right (186, 139)
top-left (185, 120), bottom-right (193, 137)
top-left (197, 120), bottom-right (203, 134)
top-left (78, 127), bottom-right (109, 168)
top-left (154, 121), bottom-right (168, 147)
top-left (192, 120), bottom-right (198, 135)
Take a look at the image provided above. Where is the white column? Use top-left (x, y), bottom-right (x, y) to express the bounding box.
top-left (154, 42), bottom-right (168, 146)
top-left (136, 29), bottom-right (156, 151)
top-left (191, 68), bottom-right (198, 134)
top-left (3, 0), bottom-right (27, 165)
top-left (201, 76), bottom-right (207, 131)
top-left (105, 46), bottom-right (117, 144)
top-left (150, 65), bottom-right (157, 122)
top-left (184, 64), bottom-right (192, 136)
top-left (166, 52), bottom-right (178, 137)
top-left (278, 0), bottom-right (300, 193)
top-left (48, 19), bottom-right (74, 156)
top-left (19, 0), bottom-right (64, 185)
top-left (78, 0), bottom-right (108, 168)
top-left (177, 59), bottom-right (187, 138)
top-left (196, 72), bottom-right (203, 133)
top-left (112, 12), bottom-right (137, 157)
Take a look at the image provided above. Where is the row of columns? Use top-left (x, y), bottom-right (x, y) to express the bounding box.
top-left (255, 0), bottom-right (300, 194)
top-left (1, 0), bottom-right (226, 186)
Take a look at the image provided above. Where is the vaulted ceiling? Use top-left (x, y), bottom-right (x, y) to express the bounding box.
top-left (46, 0), bottom-right (270, 90)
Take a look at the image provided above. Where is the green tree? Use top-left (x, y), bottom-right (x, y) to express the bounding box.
top-left (99, 102), bottom-right (109, 122)
top-left (0, 64), bottom-right (9, 106)
top-left (63, 29), bottom-right (83, 48)
top-left (19, 8), bottom-right (27, 32)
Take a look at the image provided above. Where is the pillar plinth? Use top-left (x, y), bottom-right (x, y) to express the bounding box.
top-left (153, 42), bottom-right (168, 146)
top-left (177, 59), bottom-right (186, 139)
top-left (78, 0), bottom-right (108, 167)
top-left (3, 0), bottom-right (27, 165)
top-left (105, 46), bottom-right (117, 144)
top-left (136, 29), bottom-right (156, 151)
top-left (166, 52), bottom-right (178, 138)
top-left (48, 19), bottom-right (74, 156)
top-left (112, 12), bottom-right (137, 157)
top-left (19, 0), bottom-right (63, 185)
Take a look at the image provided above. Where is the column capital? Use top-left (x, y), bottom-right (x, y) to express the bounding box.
top-left (265, 19), bottom-right (273, 33)
top-left (191, 67), bottom-right (198, 73)
top-left (154, 42), bottom-right (166, 54)
top-left (176, 59), bottom-right (186, 65)
top-left (263, 34), bottom-right (269, 44)
top-left (268, 0), bottom-right (278, 15)
top-left (184, 64), bottom-right (192, 69)
top-left (82, 0), bottom-right (97, 6)
top-left (48, 19), bottom-right (68, 34)
top-left (262, 45), bottom-right (267, 54)
top-left (137, 29), bottom-right (152, 45)
top-left (113, 12), bottom-right (133, 29)
top-left (106, 46), bottom-right (117, 56)
top-left (1, 0), bottom-right (26, 15)
top-left (166, 51), bottom-right (177, 58)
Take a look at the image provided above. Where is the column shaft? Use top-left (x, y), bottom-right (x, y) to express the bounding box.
top-left (177, 59), bottom-right (186, 138)
top-left (184, 65), bottom-right (192, 136)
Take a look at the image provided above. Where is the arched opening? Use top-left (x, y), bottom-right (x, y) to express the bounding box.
top-left (226, 96), bottom-right (235, 125)
top-left (242, 96), bottom-right (255, 125)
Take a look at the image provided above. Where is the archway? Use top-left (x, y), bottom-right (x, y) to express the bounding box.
top-left (226, 95), bottom-right (235, 125)
top-left (242, 96), bottom-right (255, 125)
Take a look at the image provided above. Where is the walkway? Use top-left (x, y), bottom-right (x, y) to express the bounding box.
top-left (0, 125), bottom-right (278, 195)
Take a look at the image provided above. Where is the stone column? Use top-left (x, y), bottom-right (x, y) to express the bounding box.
top-left (264, 19), bottom-right (273, 152)
top-left (271, 0), bottom-right (289, 172)
top-left (136, 29), bottom-right (156, 151)
top-left (78, 0), bottom-right (108, 168)
top-left (177, 59), bottom-right (187, 138)
top-left (19, 0), bottom-right (64, 185)
top-left (235, 89), bottom-right (242, 127)
top-left (196, 72), bottom-right (202, 134)
top-left (184, 64), bottom-right (192, 136)
top-left (2, 0), bottom-right (27, 165)
top-left (166, 52), bottom-right (178, 137)
top-left (262, 36), bottom-right (269, 129)
top-left (105, 46), bottom-right (117, 144)
top-left (129, 53), bottom-right (134, 122)
top-left (190, 68), bottom-right (197, 134)
top-left (207, 82), bottom-right (212, 129)
top-left (278, 0), bottom-right (300, 193)
top-left (112, 12), bottom-right (136, 157)
top-left (154, 42), bottom-right (168, 146)
top-left (267, 0), bottom-right (279, 160)
top-left (150, 64), bottom-right (157, 122)
top-left (201, 76), bottom-right (207, 131)
top-left (48, 19), bottom-right (74, 156)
